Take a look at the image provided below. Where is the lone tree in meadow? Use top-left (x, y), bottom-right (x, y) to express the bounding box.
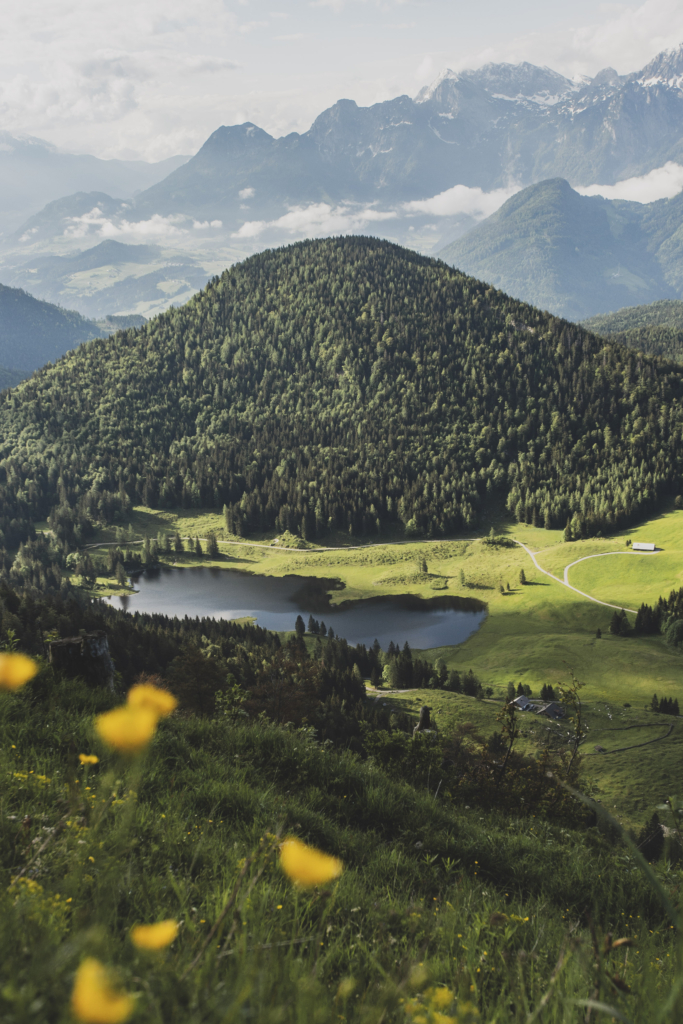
top-left (206, 533), bottom-right (219, 558)
top-left (519, 568), bottom-right (526, 585)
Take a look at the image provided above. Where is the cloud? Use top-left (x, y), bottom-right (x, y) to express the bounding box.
top-left (238, 186), bottom-right (255, 199)
top-left (63, 206), bottom-right (222, 242)
top-left (575, 162), bottom-right (683, 203)
top-left (233, 183), bottom-right (516, 241)
top-left (233, 201), bottom-right (397, 239)
top-left (402, 183), bottom-right (519, 218)
top-left (182, 55), bottom-right (240, 74)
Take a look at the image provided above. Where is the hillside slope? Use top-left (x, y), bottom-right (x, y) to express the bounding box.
top-left (437, 179), bottom-right (683, 320)
top-left (582, 300), bottom-right (683, 334)
top-left (2, 237), bottom-right (683, 544)
top-left (582, 301), bottom-right (683, 364)
top-left (0, 283), bottom-right (101, 372)
top-left (2, 595), bottom-right (677, 1023)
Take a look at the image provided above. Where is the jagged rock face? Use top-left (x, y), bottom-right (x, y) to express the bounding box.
top-left (130, 44), bottom-right (683, 228)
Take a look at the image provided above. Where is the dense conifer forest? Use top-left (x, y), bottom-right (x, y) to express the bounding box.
top-left (2, 236), bottom-right (683, 546)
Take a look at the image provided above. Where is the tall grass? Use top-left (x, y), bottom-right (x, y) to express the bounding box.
top-left (1, 671), bottom-right (681, 1023)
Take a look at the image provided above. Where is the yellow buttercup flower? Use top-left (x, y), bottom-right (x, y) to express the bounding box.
top-left (279, 837), bottom-right (343, 887)
top-left (79, 754), bottom-right (99, 765)
top-left (0, 652), bottom-right (38, 692)
top-left (70, 958), bottom-right (134, 1024)
top-left (127, 682), bottom-right (177, 718)
top-left (95, 705), bottom-right (158, 753)
top-left (130, 919), bottom-right (179, 950)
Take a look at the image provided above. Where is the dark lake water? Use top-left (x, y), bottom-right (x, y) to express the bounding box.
top-left (104, 567), bottom-right (486, 651)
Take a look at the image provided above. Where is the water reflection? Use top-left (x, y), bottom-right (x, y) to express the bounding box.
top-left (105, 566), bottom-right (486, 650)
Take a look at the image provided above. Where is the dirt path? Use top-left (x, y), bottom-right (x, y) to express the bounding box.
top-left (514, 541), bottom-right (638, 614)
top-left (585, 723), bottom-right (675, 756)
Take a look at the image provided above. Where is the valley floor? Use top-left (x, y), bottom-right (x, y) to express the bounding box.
top-left (75, 502), bottom-right (683, 830)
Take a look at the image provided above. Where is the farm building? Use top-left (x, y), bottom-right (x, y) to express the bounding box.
top-left (508, 696), bottom-right (565, 719)
top-left (632, 542), bottom-right (656, 551)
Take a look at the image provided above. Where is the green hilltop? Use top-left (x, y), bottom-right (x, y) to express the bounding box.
top-left (3, 236), bottom-right (683, 552)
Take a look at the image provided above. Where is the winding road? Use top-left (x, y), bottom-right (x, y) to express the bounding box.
top-left (514, 542), bottom-right (649, 614)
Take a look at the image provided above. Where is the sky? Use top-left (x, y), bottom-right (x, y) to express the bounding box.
top-left (1, 0), bottom-right (683, 164)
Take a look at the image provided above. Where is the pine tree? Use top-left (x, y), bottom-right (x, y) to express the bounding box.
top-left (206, 533), bottom-right (219, 558)
top-left (637, 812), bottom-right (664, 862)
top-left (563, 518), bottom-right (572, 542)
top-left (519, 568), bottom-right (526, 585)
top-left (295, 615), bottom-right (305, 637)
top-left (650, 693), bottom-right (660, 712)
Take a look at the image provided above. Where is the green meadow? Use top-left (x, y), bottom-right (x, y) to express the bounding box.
top-left (84, 502), bottom-right (683, 711)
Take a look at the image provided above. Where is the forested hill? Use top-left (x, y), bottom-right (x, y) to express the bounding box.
top-left (1, 236), bottom-right (683, 546)
top-left (0, 283), bottom-right (100, 372)
top-left (582, 300), bottom-right (683, 365)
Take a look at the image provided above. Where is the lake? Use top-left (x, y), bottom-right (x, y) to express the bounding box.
top-left (104, 567), bottom-right (486, 650)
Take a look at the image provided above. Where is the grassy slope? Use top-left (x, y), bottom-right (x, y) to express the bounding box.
top-left (1, 677), bottom-right (680, 1023)
top-left (367, 687), bottom-right (683, 831)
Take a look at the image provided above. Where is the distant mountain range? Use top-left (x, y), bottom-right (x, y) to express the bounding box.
top-left (437, 178), bottom-right (683, 320)
top-left (5, 44), bottom-right (683, 322)
top-left (13, 45), bottom-right (683, 257)
top-left (0, 133), bottom-right (188, 238)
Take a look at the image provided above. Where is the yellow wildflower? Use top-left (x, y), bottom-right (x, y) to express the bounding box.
top-left (336, 977), bottom-right (356, 1001)
top-left (0, 652), bottom-right (38, 692)
top-left (127, 682), bottom-right (177, 718)
top-left (70, 958), bottom-right (134, 1024)
top-left (95, 706), bottom-right (158, 753)
top-left (279, 836), bottom-right (343, 887)
top-left (79, 754), bottom-right (99, 765)
top-left (130, 919), bottom-right (179, 950)
top-left (430, 987), bottom-right (455, 1010)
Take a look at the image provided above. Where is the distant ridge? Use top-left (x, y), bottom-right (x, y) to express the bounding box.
top-left (437, 179), bottom-right (683, 320)
top-left (0, 284), bottom-right (101, 372)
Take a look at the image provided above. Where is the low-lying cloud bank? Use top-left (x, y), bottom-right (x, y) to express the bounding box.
top-left (38, 163), bottom-right (683, 250)
top-left (575, 162), bottom-right (683, 203)
top-left (61, 207), bottom-right (223, 242)
top-left (233, 182), bottom-right (520, 241)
